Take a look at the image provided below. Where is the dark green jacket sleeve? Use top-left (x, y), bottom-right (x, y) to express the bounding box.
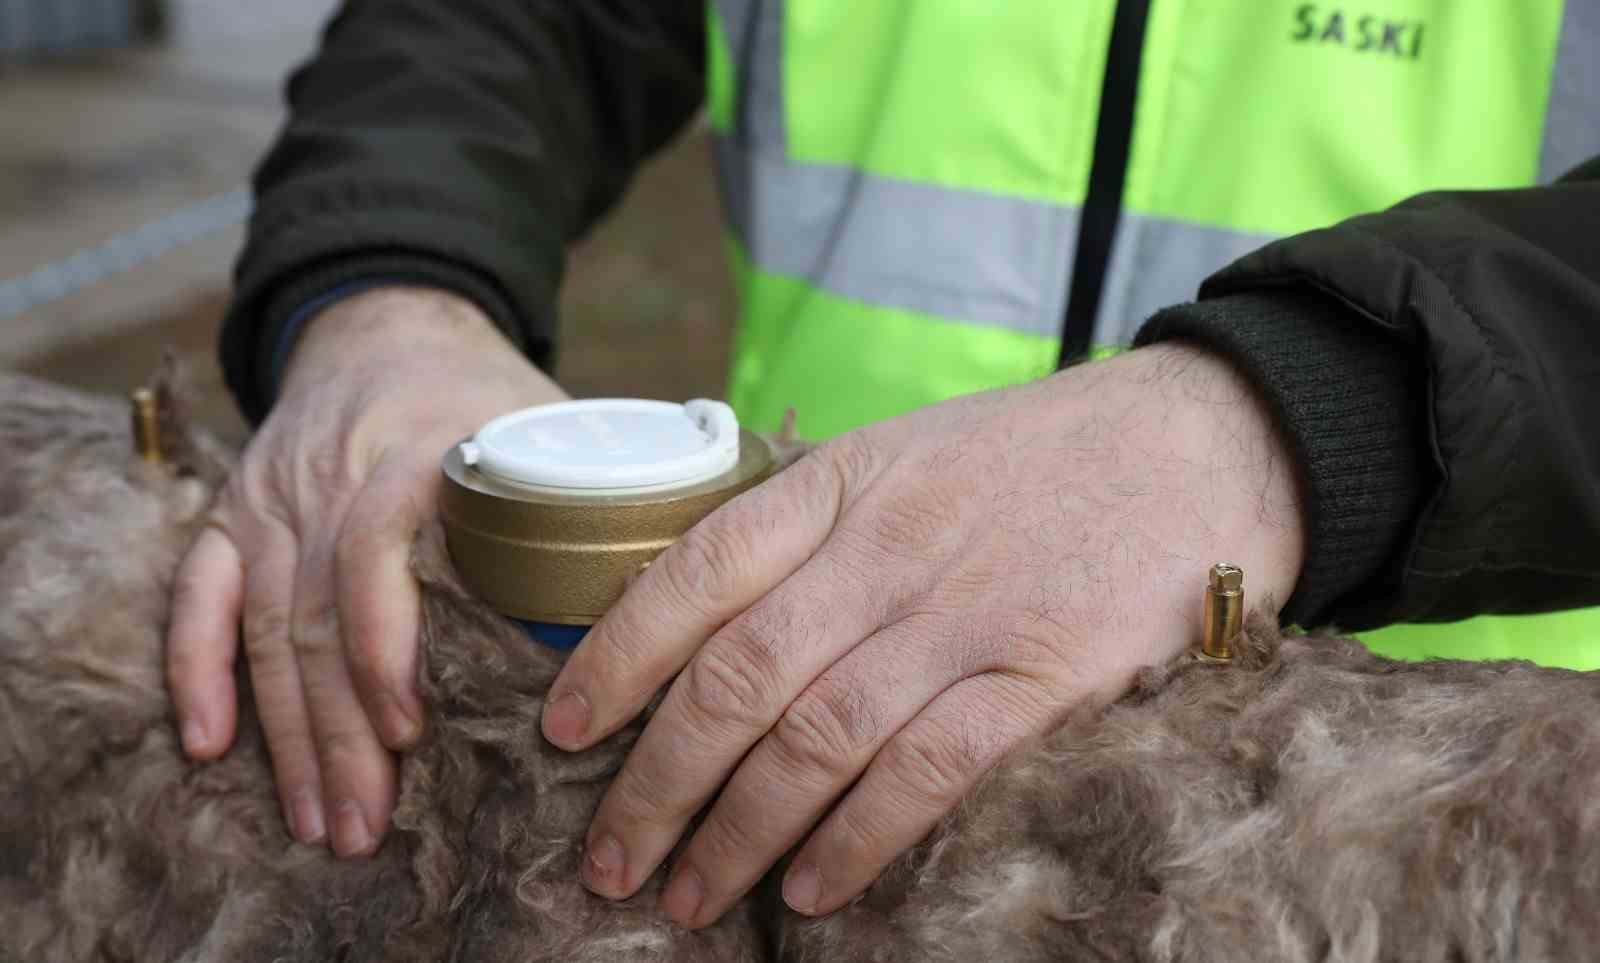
top-left (219, 0), bottom-right (706, 423)
top-left (1139, 161), bottom-right (1600, 630)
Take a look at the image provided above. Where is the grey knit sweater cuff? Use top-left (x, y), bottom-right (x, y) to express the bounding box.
top-left (1134, 290), bottom-right (1432, 629)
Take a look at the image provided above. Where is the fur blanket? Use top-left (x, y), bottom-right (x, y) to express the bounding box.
top-left (2, 369), bottom-right (1598, 962)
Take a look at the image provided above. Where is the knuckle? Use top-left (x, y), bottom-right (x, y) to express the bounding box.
top-left (242, 604), bottom-right (292, 660)
top-left (258, 716), bottom-right (316, 773)
top-left (1014, 621), bottom-right (1094, 682)
top-left (336, 492), bottom-right (414, 570)
top-left (604, 769), bottom-right (676, 832)
top-left (332, 520), bottom-right (379, 574)
top-left (582, 605), bottom-right (656, 683)
top-left (659, 522), bottom-right (750, 613)
top-left (290, 608), bottom-right (341, 660)
top-left (882, 726), bottom-right (981, 803)
top-left (771, 687), bottom-right (878, 780)
top-left (815, 431), bottom-right (876, 493)
top-left (318, 730), bottom-right (373, 776)
top-left (300, 446), bottom-right (354, 491)
top-left (901, 610), bottom-right (1023, 676)
top-left (827, 804), bottom-right (890, 869)
top-left (695, 806), bottom-right (762, 865)
top-left (270, 752), bottom-right (320, 795)
top-left (862, 480), bottom-right (970, 562)
top-left (897, 613), bottom-right (974, 678)
top-left (682, 639), bottom-right (775, 732)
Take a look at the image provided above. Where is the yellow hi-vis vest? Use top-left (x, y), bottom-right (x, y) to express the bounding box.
top-left (704, 0), bottom-right (1600, 669)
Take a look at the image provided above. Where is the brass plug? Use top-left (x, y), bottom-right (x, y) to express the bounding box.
top-left (1199, 563), bottom-right (1243, 662)
top-left (130, 388), bottom-right (163, 465)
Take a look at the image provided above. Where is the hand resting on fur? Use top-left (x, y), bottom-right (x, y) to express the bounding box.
top-left (2, 368), bottom-right (1598, 962)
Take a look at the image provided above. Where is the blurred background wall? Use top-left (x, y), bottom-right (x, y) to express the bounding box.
top-left (1, 0), bottom-right (733, 447)
top-left (0, 0), bottom-right (161, 58)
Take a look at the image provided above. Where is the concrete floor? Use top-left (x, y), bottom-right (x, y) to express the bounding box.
top-left (3, 0), bottom-right (734, 448)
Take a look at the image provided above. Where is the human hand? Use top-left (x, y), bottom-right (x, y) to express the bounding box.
top-left (541, 341), bottom-right (1306, 926)
top-left (167, 286), bottom-right (568, 856)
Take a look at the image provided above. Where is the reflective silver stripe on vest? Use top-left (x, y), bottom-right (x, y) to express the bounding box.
top-left (715, 139), bottom-right (1078, 337)
top-left (1540, 0), bottom-right (1600, 183)
top-left (1091, 215), bottom-right (1279, 347)
top-left (710, 0), bottom-right (1076, 339)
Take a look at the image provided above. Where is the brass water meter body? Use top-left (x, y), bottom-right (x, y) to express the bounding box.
top-left (439, 403), bottom-right (775, 627)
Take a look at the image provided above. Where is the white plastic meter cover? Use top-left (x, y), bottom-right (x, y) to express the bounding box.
top-left (458, 398), bottom-right (741, 492)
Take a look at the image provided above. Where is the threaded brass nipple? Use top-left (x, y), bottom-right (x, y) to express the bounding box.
top-left (131, 388), bottom-right (163, 465)
top-left (1199, 563), bottom-right (1243, 662)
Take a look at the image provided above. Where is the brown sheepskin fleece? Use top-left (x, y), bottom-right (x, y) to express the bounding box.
top-left (3, 369), bottom-right (1600, 962)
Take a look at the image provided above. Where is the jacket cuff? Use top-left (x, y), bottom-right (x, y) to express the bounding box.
top-left (221, 195), bottom-right (562, 425)
top-left (1134, 289), bottom-right (1432, 628)
top-left (242, 254), bottom-right (536, 422)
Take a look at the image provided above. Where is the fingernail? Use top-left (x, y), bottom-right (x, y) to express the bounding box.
top-left (332, 799), bottom-right (373, 857)
top-left (289, 786), bottom-right (325, 844)
top-left (660, 866), bottom-right (705, 925)
top-left (378, 692), bottom-right (419, 745)
top-left (181, 718), bottom-right (206, 756)
top-left (783, 864), bottom-right (821, 914)
top-left (543, 690), bottom-right (591, 747)
top-left (582, 834), bottom-right (625, 894)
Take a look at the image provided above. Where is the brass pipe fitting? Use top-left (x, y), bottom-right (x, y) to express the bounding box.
top-left (130, 388), bottom-right (163, 465)
top-left (1199, 563), bottom-right (1243, 662)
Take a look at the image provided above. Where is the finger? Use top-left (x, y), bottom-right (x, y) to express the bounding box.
top-left (782, 671), bottom-right (1067, 917)
top-left (337, 456), bottom-right (429, 750)
top-left (241, 522), bottom-right (326, 845)
top-left (166, 525), bottom-right (244, 760)
top-left (293, 534), bottom-right (397, 858)
top-left (542, 451), bottom-right (845, 752)
top-left (659, 617), bottom-right (965, 928)
top-left (579, 548), bottom-right (893, 901)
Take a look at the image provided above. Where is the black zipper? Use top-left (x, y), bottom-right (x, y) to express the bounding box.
top-left (1057, 0), bottom-right (1153, 369)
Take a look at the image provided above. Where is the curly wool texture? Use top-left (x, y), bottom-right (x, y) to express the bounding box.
top-left (2, 369), bottom-right (1599, 962)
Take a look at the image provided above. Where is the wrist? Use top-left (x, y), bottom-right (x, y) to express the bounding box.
top-left (1079, 340), bottom-right (1309, 620)
top-left (1166, 340), bottom-right (1309, 615)
top-left (279, 285), bottom-right (518, 396)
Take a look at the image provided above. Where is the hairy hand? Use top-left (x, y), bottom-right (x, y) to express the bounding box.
top-left (541, 341), bottom-right (1306, 927)
top-left (167, 287), bottom-right (567, 856)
